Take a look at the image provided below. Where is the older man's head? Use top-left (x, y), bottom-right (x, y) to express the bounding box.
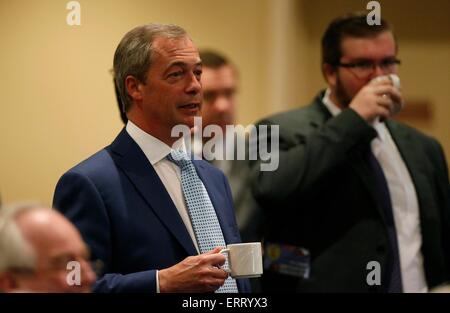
top-left (0, 202), bottom-right (96, 292)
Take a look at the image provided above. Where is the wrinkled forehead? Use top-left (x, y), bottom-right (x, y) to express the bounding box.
top-left (151, 36), bottom-right (200, 64)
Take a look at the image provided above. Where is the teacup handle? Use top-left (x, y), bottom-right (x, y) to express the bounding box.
top-left (219, 248), bottom-right (231, 274)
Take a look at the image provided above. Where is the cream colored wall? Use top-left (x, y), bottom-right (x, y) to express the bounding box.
top-left (0, 0), bottom-right (270, 204)
top-left (1, 0), bottom-right (449, 205)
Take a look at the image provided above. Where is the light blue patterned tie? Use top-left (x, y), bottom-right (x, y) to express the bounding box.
top-left (167, 150), bottom-right (238, 293)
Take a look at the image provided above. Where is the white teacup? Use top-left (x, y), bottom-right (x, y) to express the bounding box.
top-left (220, 242), bottom-right (263, 279)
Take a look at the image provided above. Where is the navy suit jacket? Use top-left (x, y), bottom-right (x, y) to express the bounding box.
top-left (53, 129), bottom-right (251, 293)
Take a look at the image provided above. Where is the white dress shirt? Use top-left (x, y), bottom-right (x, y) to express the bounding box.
top-left (126, 121), bottom-right (200, 292)
top-left (322, 89), bottom-right (427, 292)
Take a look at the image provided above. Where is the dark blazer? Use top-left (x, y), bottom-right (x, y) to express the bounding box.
top-left (212, 158), bottom-right (264, 243)
top-left (252, 92), bottom-right (450, 292)
top-left (53, 129), bottom-right (251, 293)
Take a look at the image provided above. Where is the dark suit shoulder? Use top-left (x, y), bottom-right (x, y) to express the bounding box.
top-left (388, 120), bottom-right (449, 182)
top-left (63, 148), bottom-right (117, 183)
top-left (256, 93), bottom-right (330, 138)
top-left (257, 104), bottom-right (322, 128)
top-left (389, 119), bottom-right (443, 151)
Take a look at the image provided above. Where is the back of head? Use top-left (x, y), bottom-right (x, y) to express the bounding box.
top-left (0, 202), bottom-right (95, 292)
top-left (321, 12), bottom-right (393, 69)
top-left (0, 202), bottom-right (42, 274)
top-left (114, 78), bottom-right (128, 124)
top-left (0, 202), bottom-right (42, 292)
top-left (199, 50), bottom-right (230, 69)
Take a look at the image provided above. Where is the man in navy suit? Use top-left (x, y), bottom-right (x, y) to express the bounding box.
top-left (53, 23), bottom-right (250, 293)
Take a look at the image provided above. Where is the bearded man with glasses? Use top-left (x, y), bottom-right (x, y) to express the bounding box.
top-left (251, 12), bottom-right (450, 293)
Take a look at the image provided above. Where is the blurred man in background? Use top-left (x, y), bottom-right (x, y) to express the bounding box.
top-left (198, 50), bottom-right (263, 243)
top-left (0, 202), bottom-right (96, 292)
top-left (251, 12), bottom-right (450, 292)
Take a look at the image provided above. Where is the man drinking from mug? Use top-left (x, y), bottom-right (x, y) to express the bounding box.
top-left (251, 12), bottom-right (450, 293)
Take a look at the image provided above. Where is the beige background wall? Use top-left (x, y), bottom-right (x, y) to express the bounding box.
top-left (1, 0), bottom-right (448, 205)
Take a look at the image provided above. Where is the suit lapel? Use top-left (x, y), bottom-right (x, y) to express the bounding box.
top-left (109, 129), bottom-right (197, 256)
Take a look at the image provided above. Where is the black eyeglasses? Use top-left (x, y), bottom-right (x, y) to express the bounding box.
top-left (335, 58), bottom-right (401, 79)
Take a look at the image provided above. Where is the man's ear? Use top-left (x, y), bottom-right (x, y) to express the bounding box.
top-left (322, 63), bottom-right (337, 88)
top-left (125, 76), bottom-right (143, 106)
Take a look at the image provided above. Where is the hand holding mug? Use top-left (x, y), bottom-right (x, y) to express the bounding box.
top-left (220, 242), bottom-right (263, 279)
top-left (350, 74), bottom-right (403, 123)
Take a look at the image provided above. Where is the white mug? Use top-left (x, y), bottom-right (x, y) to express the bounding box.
top-left (370, 73), bottom-right (403, 115)
top-left (220, 242), bottom-right (263, 278)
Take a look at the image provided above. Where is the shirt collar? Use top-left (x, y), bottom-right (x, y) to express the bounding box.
top-left (322, 88), bottom-right (342, 117)
top-left (126, 121), bottom-right (185, 165)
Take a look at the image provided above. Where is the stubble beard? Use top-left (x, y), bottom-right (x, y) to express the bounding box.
top-left (335, 75), bottom-right (353, 108)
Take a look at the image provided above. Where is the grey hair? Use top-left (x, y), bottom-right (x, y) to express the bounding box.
top-left (0, 201), bottom-right (47, 273)
top-left (113, 23), bottom-right (188, 113)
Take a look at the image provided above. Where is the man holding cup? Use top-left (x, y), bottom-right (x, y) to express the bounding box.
top-left (53, 23), bottom-right (250, 293)
top-left (252, 13), bottom-right (450, 292)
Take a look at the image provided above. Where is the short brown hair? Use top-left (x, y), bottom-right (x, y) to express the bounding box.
top-left (321, 12), bottom-right (393, 68)
top-left (199, 50), bottom-right (230, 69)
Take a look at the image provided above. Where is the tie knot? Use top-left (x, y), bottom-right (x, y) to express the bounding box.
top-left (167, 150), bottom-right (192, 170)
